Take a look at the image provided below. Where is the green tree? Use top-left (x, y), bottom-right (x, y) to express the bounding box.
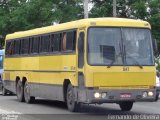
top-left (0, 0), bottom-right (83, 47)
top-left (90, 0), bottom-right (160, 50)
top-left (148, 0), bottom-right (160, 48)
top-left (89, 0), bottom-right (113, 17)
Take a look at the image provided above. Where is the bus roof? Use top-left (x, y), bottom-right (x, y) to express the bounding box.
top-left (5, 17), bottom-right (151, 40)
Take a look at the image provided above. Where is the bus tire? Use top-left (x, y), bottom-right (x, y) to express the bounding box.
top-left (24, 81), bottom-right (35, 103)
top-left (155, 92), bottom-right (159, 101)
top-left (119, 101), bottom-right (133, 111)
top-left (2, 87), bottom-right (7, 96)
top-left (66, 84), bottom-right (80, 112)
top-left (16, 80), bottom-right (24, 102)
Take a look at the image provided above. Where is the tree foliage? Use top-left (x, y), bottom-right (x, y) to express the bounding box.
top-left (90, 0), bottom-right (160, 48)
top-left (0, 0), bottom-right (83, 47)
top-left (0, 0), bottom-right (160, 50)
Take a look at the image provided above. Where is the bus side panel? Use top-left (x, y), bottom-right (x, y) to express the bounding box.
top-left (3, 57), bottom-right (21, 93)
top-left (34, 55), bottom-right (77, 101)
top-left (3, 72), bottom-right (16, 93)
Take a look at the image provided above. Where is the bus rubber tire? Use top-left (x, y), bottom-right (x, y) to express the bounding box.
top-left (119, 101), bottom-right (133, 111)
top-left (2, 87), bottom-right (7, 96)
top-left (155, 92), bottom-right (159, 101)
top-left (66, 84), bottom-right (80, 112)
top-left (24, 81), bottom-right (35, 103)
top-left (16, 80), bottom-right (24, 102)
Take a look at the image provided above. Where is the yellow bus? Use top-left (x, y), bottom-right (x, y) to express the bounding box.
top-left (3, 18), bottom-right (157, 112)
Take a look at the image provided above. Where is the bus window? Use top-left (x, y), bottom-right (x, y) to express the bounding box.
top-left (50, 34), bottom-right (54, 52)
top-left (62, 31), bottom-right (76, 52)
top-left (8, 41), bottom-right (14, 56)
top-left (21, 38), bottom-right (30, 54)
top-left (40, 35), bottom-right (50, 53)
top-left (14, 40), bottom-right (21, 55)
top-left (66, 31), bottom-right (76, 51)
top-left (6, 41), bottom-right (12, 56)
top-left (31, 37), bottom-right (40, 54)
top-left (62, 32), bottom-right (67, 51)
top-left (50, 33), bottom-right (62, 52)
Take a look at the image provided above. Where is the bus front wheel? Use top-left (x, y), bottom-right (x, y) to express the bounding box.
top-left (24, 81), bottom-right (35, 103)
top-left (119, 101), bottom-right (133, 111)
top-left (16, 80), bottom-right (24, 102)
top-left (66, 84), bottom-right (80, 112)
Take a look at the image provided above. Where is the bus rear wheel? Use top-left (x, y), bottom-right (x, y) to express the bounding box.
top-left (16, 80), bottom-right (24, 102)
top-left (119, 101), bottom-right (133, 111)
top-left (24, 81), bottom-right (35, 103)
top-left (2, 87), bottom-right (7, 96)
top-left (66, 84), bottom-right (80, 112)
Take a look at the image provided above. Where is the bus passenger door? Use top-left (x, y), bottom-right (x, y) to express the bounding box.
top-left (77, 31), bottom-right (85, 89)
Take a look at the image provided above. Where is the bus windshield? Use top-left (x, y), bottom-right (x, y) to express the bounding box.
top-left (0, 55), bottom-right (3, 69)
top-left (87, 27), bottom-right (154, 66)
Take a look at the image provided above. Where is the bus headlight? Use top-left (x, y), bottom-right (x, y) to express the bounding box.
top-left (94, 92), bottom-right (101, 98)
top-left (148, 91), bottom-right (154, 96)
top-left (142, 92), bottom-right (148, 98)
top-left (101, 93), bottom-right (107, 98)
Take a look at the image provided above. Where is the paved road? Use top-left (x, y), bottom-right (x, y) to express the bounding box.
top-left (0, 93), bottom-right (159, 120)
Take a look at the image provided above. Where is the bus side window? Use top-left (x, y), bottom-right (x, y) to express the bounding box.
top-left (50, 34), bottom-right (54, 52)
top-left (40, 35), bottom-right (50, 53)
top-left (50, 33), bottom-right (61, 52)
top-left (6, 41), bottom-right (12, 56)
top-left (67, 31), bottom-right (76, 51)
top-left (62, 32), bottom-right (67, 51)
top-left (21, 38), bottom-right (30, 55)
top-left (14, 40), bottom-right (21, 55)
top-left (31, 37), bottom-right (40, 54)
top-left (62, 31), bottom-right (76, 52)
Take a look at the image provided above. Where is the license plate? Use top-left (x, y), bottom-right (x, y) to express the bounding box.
top-left (120, 93), bottom-right (131, 98)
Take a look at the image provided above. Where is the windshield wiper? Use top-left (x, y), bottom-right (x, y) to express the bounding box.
top-left (107, 59), bottom-right (116, 68)
top-left (124, 45), bottom-right (143, 69)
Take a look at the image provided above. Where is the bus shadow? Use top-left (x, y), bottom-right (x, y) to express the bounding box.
top-left (33, 99), bottom-right (67, 109)
top-left (0, 92), bottom-right (16, 96)
top-left (33, 99), bottom-right (143, 115)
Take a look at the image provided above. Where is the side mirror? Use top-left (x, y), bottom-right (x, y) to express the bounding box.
top-left (153, 39), bottom-right (159, 57)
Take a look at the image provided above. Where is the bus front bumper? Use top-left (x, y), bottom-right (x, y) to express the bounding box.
top-left (76, 88), bottom-right (156, 104)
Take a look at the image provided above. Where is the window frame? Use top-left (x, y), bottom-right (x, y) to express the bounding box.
top-left (5, 29), bottom-right (77, 58)
top-left (20, 38), bottom-right (30, 55)
top-left (40, 34), bottom-right (50, 53)
top-left (13, 39), bottom-right (21, 55)
top-left (87, 26), bottom-right (154, 66)
top-left (31, 36), bottom-right (40, 54)
top-left (49, 32), bottom-right (62, 53)
top-left (61, 30), bottom-right (77, 53)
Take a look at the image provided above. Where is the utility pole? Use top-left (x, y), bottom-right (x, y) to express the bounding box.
top-left (113, 0), bottom-right (117, 17)
top-left (84, 0), bottom-right (88, 18)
